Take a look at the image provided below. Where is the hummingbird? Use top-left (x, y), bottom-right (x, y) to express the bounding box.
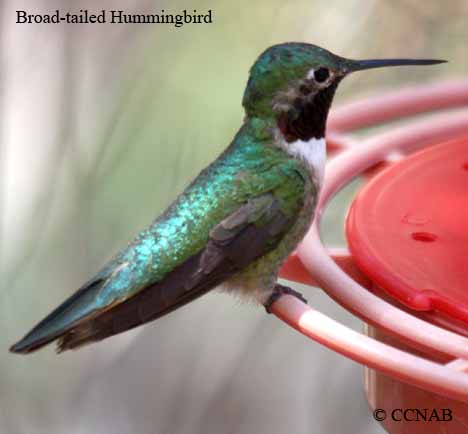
top-left (10, 43), bottom-right (445, 354)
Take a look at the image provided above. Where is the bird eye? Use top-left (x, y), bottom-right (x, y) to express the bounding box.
top-left (314, 67), bottom-right (330, 83)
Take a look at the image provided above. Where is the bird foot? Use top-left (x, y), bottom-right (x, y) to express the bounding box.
top-left (264, 284), bottom-right (307, 314)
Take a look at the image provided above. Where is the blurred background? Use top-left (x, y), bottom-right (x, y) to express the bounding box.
top-left (1, 0), bottom-right (466, 433)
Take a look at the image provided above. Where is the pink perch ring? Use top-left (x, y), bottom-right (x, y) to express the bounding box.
top-left (273, 80), bottom-right (468, 407)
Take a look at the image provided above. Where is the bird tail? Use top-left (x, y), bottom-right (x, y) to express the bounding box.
top-left (53, 277), bottom-right (216, 352)
top-left (9, 278), bottom-right (104, 354)
top-left (10, 245), bottom-right (229, 353)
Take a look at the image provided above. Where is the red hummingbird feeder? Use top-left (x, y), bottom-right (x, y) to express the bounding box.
top-left (274, 80), bottom-right (468, 434)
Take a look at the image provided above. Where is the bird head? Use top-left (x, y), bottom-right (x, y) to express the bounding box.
top-left (242, 43), bottom-right (445, 142)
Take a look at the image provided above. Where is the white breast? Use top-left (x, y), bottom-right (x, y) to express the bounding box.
top-left (287, 136), bottom-right (326, 185)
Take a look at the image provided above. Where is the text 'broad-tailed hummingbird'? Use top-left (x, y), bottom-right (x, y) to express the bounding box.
top-left (10, 43), bottom-right (445, 354)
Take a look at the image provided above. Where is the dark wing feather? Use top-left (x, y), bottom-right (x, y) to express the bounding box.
top-left (56, 193), bottom-right (295, 351)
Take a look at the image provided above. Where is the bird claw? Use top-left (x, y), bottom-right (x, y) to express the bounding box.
top-left (264, 284), bottom-right (307, 314)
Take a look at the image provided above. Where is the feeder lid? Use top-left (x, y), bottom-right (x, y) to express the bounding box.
top-left (346, 137), bottom-right (468, 325)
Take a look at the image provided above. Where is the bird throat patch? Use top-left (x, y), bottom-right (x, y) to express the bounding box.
top-left (277, 81), bottom-right (339, 143)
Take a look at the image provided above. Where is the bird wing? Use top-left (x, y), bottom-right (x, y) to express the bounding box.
top-left (10, 154), bottom-right (310, 353)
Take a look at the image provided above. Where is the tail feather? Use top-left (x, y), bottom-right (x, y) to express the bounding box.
top-left (11, 250), bottom-right (218, 353)
top-left (9, 279), bottom-right (104, 354)
top-left (56, 322), bottom-right (97, 353)
top-left (10, 229), bottom-right (244, 353)
top-left (55, 274), bottom-right (216, 352)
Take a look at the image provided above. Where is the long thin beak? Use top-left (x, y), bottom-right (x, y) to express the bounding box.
top-left (344, 58), bottom-right (447, 73)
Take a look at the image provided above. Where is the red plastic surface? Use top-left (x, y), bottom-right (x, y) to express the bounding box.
top-left (346, 138), bottom-right (468, 324)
